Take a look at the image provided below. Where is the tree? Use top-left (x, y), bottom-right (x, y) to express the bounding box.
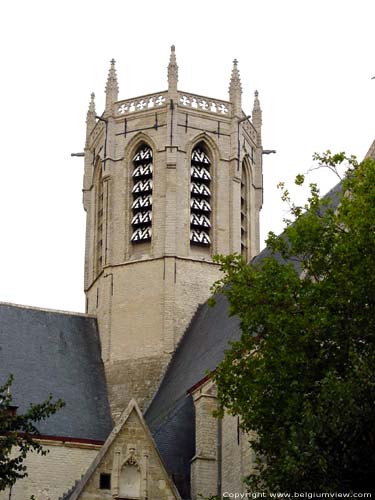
top-left (0, 374), bottom-right (65, 491)
top-left (211, 153), bottom-right (375, 493)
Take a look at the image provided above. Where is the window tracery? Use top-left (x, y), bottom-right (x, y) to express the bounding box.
top-left (131, 145), bottom-right (153, 243)
top-left (190, 145), bottom-right (211, 246)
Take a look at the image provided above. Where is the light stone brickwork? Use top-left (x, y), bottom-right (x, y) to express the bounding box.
top-left (191, 378), bottom-right (258, 499)
top-left (221, 412), bottom-right (243, 493)
top-left (191, 380), bottom-right (219, 500)
top-left (105, 353), bottom-right (170, 422)
top-left (0, 439), bottom-right (100, 500)
top-left (69, 400), bottom-right (180, 500)
top-left (221, 413), bottom-right (257, 495)
top-left (83, 49), bottom-right (263, 419)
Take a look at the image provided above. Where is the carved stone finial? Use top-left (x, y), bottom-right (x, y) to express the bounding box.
top-left (105, 58), bottom-right (119, 114)
top-left (229, 58), bottom-right (242, 116)
top-left (229, 59), bottom-right (242, 92)
top-left (168, 44), bottom-right (178, 94)
top-left (89, 92), bottom-right (96, 113)
top-left (253, 90), bottom-right (261, 110)
top-left (86, 92), bottom-right (96, 142)
top-left (252, 90), bottom-right (262, 132)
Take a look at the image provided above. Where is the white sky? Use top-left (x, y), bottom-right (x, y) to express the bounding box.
top-left (1, 0), bottom-right (374, 313)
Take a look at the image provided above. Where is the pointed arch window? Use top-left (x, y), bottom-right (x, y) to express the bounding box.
top-left (131, 144), bottom-right (153, 243)
top-left (96, 163), bottom-right (104, 273)
top-left (190, 145), bottom-right (211, 246)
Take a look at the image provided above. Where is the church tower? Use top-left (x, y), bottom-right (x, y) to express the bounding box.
top-left (82, 48), bottom-right (263, 419)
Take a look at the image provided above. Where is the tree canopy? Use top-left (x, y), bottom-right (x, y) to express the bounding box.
top-left (211, 153), bottom-right (375, 493)
top-left (0, 375), bottom-right (64, 491)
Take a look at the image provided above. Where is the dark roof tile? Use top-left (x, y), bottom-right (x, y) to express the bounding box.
top-left (0, 303), bottom-right (112, 441)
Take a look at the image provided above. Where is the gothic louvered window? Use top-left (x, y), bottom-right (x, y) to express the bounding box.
top-left (96, 164), bottom-right (104, 273)
top-left (131, 145), bottom-right (153, 243)
top-left (190, 146), bottom-right (211, 246)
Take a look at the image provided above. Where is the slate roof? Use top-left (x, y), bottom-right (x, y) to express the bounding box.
top-left (145, 180), bottom-right (344, 498)
top-left (145, 294), bottom-right (240, 499)
top-left (0, 303), bottom-right (112, 442)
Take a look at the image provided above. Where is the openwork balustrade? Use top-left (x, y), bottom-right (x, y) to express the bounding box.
top-left (178, 92), bottom-right (231, 116)
top-left (115, 90), bottom-right (232, 117)
top-left (116, 92), bottom-right (168, 116)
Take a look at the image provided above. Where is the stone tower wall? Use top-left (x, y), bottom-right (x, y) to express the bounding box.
top-left (83, 56), bottom-right (263, 419)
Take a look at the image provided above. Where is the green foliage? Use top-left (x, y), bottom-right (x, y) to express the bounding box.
top-left (211, 153), bottom-right (375, 493)
top-left (0, 375), bottom-right (65, 490)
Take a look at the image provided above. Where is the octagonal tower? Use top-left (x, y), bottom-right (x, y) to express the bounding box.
top-left (82, 47), bottom-right (263, 419)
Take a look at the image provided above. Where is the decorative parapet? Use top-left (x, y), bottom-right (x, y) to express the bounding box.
top-left (178, 91), bottom-right (232, 116)
top-left (113, 89), bottom-right (232, 119)
top-left (115, 91), bottom-right (168, 116)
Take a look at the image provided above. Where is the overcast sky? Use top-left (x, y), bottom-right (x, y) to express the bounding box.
top-left (1, 0), bottom-right (374, 312)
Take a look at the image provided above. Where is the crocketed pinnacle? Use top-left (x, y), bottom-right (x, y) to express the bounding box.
top-left (252, 90), bottom-right (262, 133)
top-left (87, 92), bottom-right (96, 115)
top-left (168, 45), bottom-right (178, 93)
top-left (229, 59), bottom-right (242, 94)
top-left (105, 58), bottom-right (119, 112)
top-left (229, 59), bottom-right (242, 115)
top-left (86, 92), bottom-right (96, 141)
top-left (253, 89), bottom-right (261, 111)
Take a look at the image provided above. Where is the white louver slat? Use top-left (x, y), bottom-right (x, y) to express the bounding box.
top-left (190, 147), bottom-right (211, 246)
top-left (131, 145), bottom-right (153, 243)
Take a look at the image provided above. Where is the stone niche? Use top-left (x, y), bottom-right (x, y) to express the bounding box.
top-left (118, 448), bottom-right (142, 498)
top-left (111, 445), bottom-right (146, 499)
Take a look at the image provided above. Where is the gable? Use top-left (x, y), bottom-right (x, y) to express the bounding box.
top-left (68, 399), bottom-right (181, 500)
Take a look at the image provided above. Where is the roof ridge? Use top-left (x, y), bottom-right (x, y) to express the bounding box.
top-left (0, 301), bottom-right (96, 318)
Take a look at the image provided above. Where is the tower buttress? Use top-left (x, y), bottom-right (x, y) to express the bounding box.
top-left (251, 90), bottom-right (263, 256)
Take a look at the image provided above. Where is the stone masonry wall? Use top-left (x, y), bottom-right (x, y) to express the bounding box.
top-left (77, 409), bottom-right (178, 500)
top-left (105, 354), bottom-right (170, 421)
top-left (221, 412), bottom-right (244, 494)
top-left (87, 256), bottom-right (222, 419)
top-left (221, 413), bottom-right (258, 495)
top-left (83, 84), bottom-right (262, 423)
top-left (0, 440), bottom-right (100, 500)
top-left (191, 386), bottom-right (219, 500)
